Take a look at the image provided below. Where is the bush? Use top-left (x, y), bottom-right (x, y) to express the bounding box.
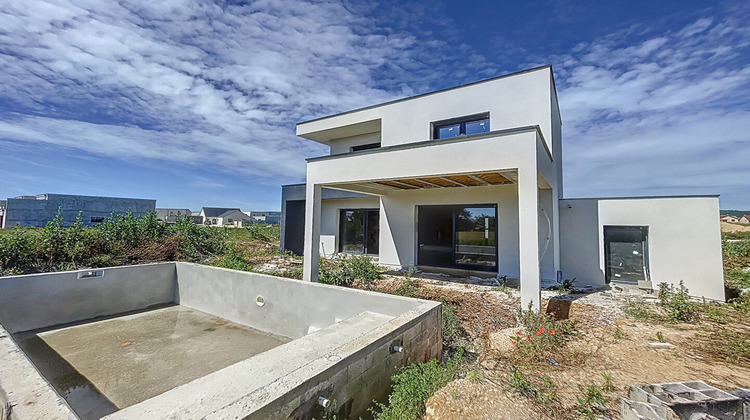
top-left (732, 292), bottom-right (750, 315)
top-left (658, 281), bottom-right (697, 323)
top-left (442, 304), bottom-right (459, 345)
top-left (508, 367), bottom-right (558, 407)
top-left (0, 228), bottom-right (39, 274)
top-left (622, 299), bottom-right (657, 321)
top-left (318, 254), bottom-right (381, 287)
top-left (371, 348), bottom-right (464, 420)
top-left (725, 268), bottom-right (750, 290)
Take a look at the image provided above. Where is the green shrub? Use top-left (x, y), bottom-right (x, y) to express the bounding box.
top-left (371, 348), bottom-right (464, 420)
top-left (576, 384), bottom-right (609, 419)
top-left (318, 254), bottom-right (381, 287)
top-left (0, 228), bottom-right (39, 274)
top-left (214, 244), bottom-right (253, 272)
top-left (658, 281), bottom-right (697, 323)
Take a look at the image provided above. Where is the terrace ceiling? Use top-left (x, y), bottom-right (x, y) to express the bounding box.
top-left (327, 170), bottom-right (518, 195)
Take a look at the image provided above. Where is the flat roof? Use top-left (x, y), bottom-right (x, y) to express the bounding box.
top-left (297, 65), bottom-right (555, 126)
top-left (561, 195), bottom-right (720, 200)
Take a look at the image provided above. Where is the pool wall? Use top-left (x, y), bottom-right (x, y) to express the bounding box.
top-left (0, 263), bottom-right (442, 419)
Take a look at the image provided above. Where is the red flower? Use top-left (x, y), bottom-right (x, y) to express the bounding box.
top-left (549, 312), bottom-right (555, 317)
top-left (549, 330), bottom-right (556, 335)
top-left (516, 331), bottom-right (523, 336)
top-left (527, 336), bottom-right (534, 342)
top-left (511, 340), bottom-right (517, 346)
top-left (536, 327), bottom-right (545, 336)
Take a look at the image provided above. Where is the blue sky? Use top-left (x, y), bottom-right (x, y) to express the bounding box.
top-left (1, 1), bottom-right (749, 211)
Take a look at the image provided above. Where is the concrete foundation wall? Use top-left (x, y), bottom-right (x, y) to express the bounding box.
top-left (559, 196), bottom-right (725, 301)
top-left (175, 262), bottom-right (424, 339)
top-left (0, 263), bottom-right (176, 333)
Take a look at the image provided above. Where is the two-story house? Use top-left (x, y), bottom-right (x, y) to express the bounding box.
top-left (282, 66), bottom-right (725, 309)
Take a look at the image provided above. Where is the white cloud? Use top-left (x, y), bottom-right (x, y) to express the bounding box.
top-left (554, 13), bottom-right (750, 206)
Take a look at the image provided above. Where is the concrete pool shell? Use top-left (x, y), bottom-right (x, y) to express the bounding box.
top-left (0, 263), bottom-right (442, 419)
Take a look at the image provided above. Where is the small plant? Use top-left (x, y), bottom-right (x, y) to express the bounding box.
top-left (557, 277), bottom-right (576, 294)
top-left (576, 384), bottom-right (609, 419)
top-left (601, 373), bottom-right (615, 392)
top-left (394, 276), bottom-right (420, 297)
top-left (655, 331), bottom-right (665, 342)
top-left (371, 348), bottom-right (465, 420)
top-left (442, 304), bottom-right (459, 345)
top-left (699, 305), bottom-right (729, 324)
top-left (658, 281), bottom-right (697, 323)
top-left (622, 298), bottom-right (657, 321)
top-left (613, 326), bottom-right (628, 340)
top-left (507, 367), bottom-right (559, 408)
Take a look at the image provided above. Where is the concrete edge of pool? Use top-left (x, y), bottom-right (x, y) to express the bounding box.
top-left (0, 262), bottom-right (442, 420)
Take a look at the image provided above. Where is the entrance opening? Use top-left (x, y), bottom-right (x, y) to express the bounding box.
top-left (417, 205), bottom-right (497, 271)
top-left (604, 226), bottom-right (649, 283)
top-left (339, 209), bottom-right (379, 255)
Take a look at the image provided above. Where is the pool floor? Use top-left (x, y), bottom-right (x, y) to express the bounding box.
top-left (13, 305), bottom-right (291, 420)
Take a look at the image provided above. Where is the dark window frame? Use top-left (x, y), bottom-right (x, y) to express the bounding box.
top-left (431, 112), bottom-right (490, 140)
top-left (351, 142), bottom-right (381, 152)
top-left (338, 208), bottom-right (379, 255)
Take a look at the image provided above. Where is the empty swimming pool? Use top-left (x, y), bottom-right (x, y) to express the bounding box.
top-left (0, 263), bottom-right (442, 419)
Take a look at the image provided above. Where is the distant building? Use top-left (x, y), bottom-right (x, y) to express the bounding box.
top-left (721, 214), bottom-right (740, 223)
top-left (245, 211), bottom-right (281, 225)
top-left (740, 215), bottom-right (750, 224)
top-left (1, 194), bottom-right (156, 228)
top-left (156, 208), bottom-right (192, 224)
top-left (199, 207), bottom-right (253, 227)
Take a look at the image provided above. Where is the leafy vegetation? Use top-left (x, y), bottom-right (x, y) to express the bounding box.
top-left (575, 375), bottom-right (614, 420)
top-left (658, 281), bottom-right (697, 323)
top-left (317, 254), bottom-right (381, 287)
top-left (371, 348), bottom-right (465, 420)
top-left (509, 304), bottom-right (576, 362)
top-left (507, 367), bottom-right (559, 408)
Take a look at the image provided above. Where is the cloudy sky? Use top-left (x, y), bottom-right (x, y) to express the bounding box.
top-left (1, 0), bottom-right (749, 210)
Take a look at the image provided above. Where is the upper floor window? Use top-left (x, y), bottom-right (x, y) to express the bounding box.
top-left (432, 112), bottom-right (490, 140)
top-left (351, 142), bottom-right (381, 152)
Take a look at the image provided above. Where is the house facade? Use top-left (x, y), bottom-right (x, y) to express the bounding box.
top-left (199, 207), bottom-right (253, 227)
top-left (284, 66), bottom-right (724, 308)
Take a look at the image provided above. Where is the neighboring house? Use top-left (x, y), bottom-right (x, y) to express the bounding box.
top-left (721, 214), bottom-right (740, 223)
top-left (244, 211), bottom-right (282, 225)
top-left (282, 65), bottom-right (724, 309)
top-left (156, 208), bottom-right (192, 223)
top-left (740, 215), bottom-right (750, 223)
top-left (1, 194), bottom-right (155, 228)
top-left (199, 207), bottom-right (252, 227)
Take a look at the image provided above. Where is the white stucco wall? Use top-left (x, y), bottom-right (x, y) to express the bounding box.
top-left (298, 67), bottom-right (559, 156)
top-left (559, 197), bottom-right (724, 301)
top-left (329, 132), bottom-right (381, 155)
top-left (319, 196), bottom-right (380, 256)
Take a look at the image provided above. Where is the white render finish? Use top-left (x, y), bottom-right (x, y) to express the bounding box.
top-left (295, 65), bottom-right (725, 312)
top-left (559, 197), bottom-right (724, 301)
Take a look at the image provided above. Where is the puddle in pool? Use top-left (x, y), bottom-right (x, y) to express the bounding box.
top-left (13, 305), bottom-right (291, 420)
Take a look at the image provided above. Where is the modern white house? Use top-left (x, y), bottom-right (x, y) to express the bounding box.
top-left (285, 65), bottom-right (725, 309)
top-left (199, 207), bottom-right (253, 227)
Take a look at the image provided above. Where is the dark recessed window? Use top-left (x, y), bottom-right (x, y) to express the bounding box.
top-left (90, 217), bottom-right (105, 223)
top-left (432, 113), bottom-right (490, 140)
top-left (351, 142), bottom-right (381, 152)
top-left (339, 209), bottom-right (379, 255)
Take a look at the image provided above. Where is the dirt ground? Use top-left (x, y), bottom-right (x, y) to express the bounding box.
top-left (365, 274), bottom-right (750, 420)
top-left (721, 221), bottom-right (750, 232)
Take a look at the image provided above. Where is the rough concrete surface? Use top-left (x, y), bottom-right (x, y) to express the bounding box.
top-left (14, 306), bottom-right (290, 419)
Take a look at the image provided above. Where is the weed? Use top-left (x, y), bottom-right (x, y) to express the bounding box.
top-left (507, 367), bottom-right (559, 409)
top-left (655, 331), bottom-right (665, 342)
top-left (658, 281), bottom-right (697, 323)
top-left (575, 383), bottom-right (609, 419)
top-left (371, 348), bottom-right (465, 420)
top-left (613, 326), bottom-right (628, 340)
top-left (622, 299), bottom-right (657, 321)
top-left (394, 276), bottom-right (421, 297)
top-left (466, 368), bottom-right (483, 383)
top-left (725, 268), bottom-right (750, 290)
top-left (699, 304), bottom-right (729, 324)
top-left (601, 373), bottom-right (615, 392)
top-left (442, 304), bottom-right (459, 345)
top-left (732, 292), bottom-right (750, 315)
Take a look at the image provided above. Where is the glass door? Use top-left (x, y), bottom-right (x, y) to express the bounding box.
top-left (417, 205), bottom-right (497, 271)
top-left (604, 226), bottom-right (649, 283)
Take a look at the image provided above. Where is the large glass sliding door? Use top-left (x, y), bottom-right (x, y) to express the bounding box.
top-left (339, 209), bottom-right (379, 255)
top-left (417, 204), bottom-right (497, 271)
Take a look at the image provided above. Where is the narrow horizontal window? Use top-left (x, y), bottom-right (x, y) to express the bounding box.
top-left (351, 142), bottom-right (381, 152)
top-left (432, 112), bottom-right (490, 140)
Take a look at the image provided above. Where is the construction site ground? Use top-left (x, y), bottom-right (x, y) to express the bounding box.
top-left (360, 273), bottom-right (750, 420)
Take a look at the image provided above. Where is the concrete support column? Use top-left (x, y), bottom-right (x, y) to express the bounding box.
top-left (302, 184), bottom-right (322, 282)
top-left (551, 185), bottom-right (561, 275)
top-left (518, 167), bottom-right (541, 311)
